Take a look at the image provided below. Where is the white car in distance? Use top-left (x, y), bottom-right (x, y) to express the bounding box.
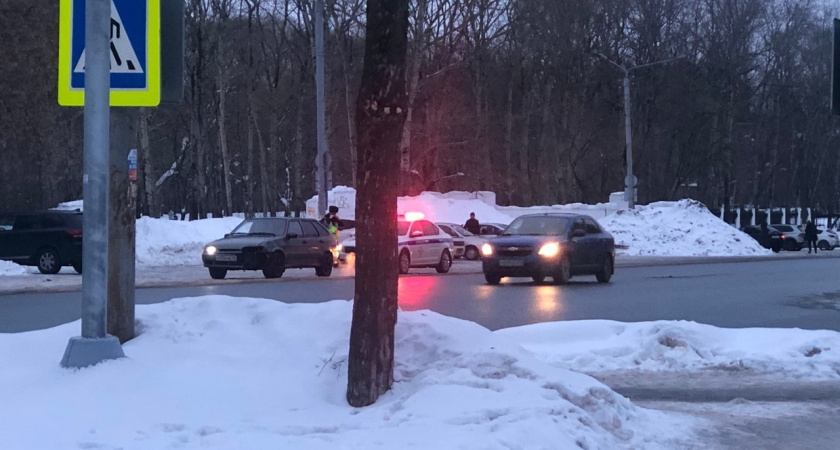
top-left (437, 222), bottom-right (487, 260)
top-left (341, 213), bottom-right (455, 274)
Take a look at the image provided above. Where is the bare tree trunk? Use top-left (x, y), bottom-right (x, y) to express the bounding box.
top-left (250, 107), bottom-right (271, 214)
top-left (139, 107), bottom-right (156, 217)
top-left (503, 77), bottom-right (514, 205)
top-left (519, 88), bottom-right (533, 205)
top-left (246, 116), bottom-right (255, 217)
top-left (292, 89), bottom-right (305, 215)
top-left (347, 0), bottom-right (409, 408)
top-left (338, 43), bottom-right (359, 187)
top-left (398, 0), bottom-right (427, 195)
top-left (217, 72), bottom-right (234, 215)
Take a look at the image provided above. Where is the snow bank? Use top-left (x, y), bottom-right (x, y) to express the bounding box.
top-left (136, 216), bottom-right (242, 265)
top-left (600, 200), bottom-right (769, 256)
top-left (498, 320), bottom-right (840, 381)
top-left (0, 260), bottom-right (27, 276)
top-left (52, 199), bottom-right (83, 211)
top-left (0, 297), bottom-right (698, 450)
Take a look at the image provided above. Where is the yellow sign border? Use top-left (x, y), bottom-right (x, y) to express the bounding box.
top-left (58, 0), bottom-right (161, 107)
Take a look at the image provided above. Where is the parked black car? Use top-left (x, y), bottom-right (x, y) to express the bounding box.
top-left (202, 217), bottom-right (337, 280)
top-left (0, 211), bottom-right (84, 274)
top-left (481, 213), bottom-right (615, 285)
top-left (739, 226), bottom-right (783, 253)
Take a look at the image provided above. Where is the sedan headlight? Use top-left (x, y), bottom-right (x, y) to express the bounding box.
top-left (538, 242), bottom-right (561, 258)
top-left (335, 243), bottom-right (343, 252)
top-left (205, 245), bottom-right (218, 256)
top-left (481, 243), bottom-right (494, 256)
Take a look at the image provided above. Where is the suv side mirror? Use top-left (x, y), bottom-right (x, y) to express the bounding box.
top-left (571, 229), bottom-right (585, 238)
top-left (410, 230), bottom-right (424, 238)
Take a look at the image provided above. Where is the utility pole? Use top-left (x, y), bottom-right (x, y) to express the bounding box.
top-left (61, 0), bottom-right (125, 368)
top-left (595, 53), bottom-right (682, 209)
top-left (315, 0), bottom-right (330, 216)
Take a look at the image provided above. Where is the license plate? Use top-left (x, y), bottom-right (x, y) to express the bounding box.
top-left (215, 254), bottom-right (237, 262)
top-left (499, 259), bottom-right (523, 267)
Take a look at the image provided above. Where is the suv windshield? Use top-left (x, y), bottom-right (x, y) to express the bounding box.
top-left (230, 219), bottom-right (286, 236)
top-left (503, 216), bottom-right (570, 236)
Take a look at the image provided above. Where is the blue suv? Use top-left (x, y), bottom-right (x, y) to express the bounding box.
top-left (481, 213), bottom-right (615, 285)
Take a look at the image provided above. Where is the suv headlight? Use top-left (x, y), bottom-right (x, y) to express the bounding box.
top-left (538, 242), bottom-right (560, 257)
top-left (481, 243), bottom-right (494, 256)
top-left (205, 245), bottom-right (218, 256)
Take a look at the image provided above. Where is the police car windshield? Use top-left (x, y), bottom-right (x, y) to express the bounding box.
top-left (398, 221), bottom-right (410, 236)
top-left (230, 219), bottom-right (286, 236)
top-left (502, 216), bottom-right (570, 236)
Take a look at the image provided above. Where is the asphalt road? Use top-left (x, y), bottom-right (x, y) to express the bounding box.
top-left (3, 255), bottom-right (839, 333)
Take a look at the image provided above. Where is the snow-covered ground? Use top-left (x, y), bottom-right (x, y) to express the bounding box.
top-left (0, 260), bottom-right (27, 276)
top-left (601, 200), bottom-right (769, 257)
top-left (1, 296), bottom-right (704, 450)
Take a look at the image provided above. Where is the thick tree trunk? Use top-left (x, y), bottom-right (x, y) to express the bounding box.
top-left (347, 0), bottom-right (409, 408)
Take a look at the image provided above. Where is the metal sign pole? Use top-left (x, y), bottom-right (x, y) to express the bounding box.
top-left (61, 0), bottom-right (125, 368)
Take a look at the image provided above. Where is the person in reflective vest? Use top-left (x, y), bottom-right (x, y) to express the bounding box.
top-left (321, 205), bottom-right (343, 239)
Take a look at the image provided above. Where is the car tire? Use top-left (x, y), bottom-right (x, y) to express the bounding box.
top-left (465, 246), bottom-right (479, 261)
top-left (818, 240), bottom-right (830, 251)
top-left (315, 252), bottom-right (333, 277)
top-left (532, 274), bottom-right (546, 284)
top-left (484, 272), bottom-right (502, 285)
top-left (262, 253), bottom-right (285, 279)
top-left (399, 251), bottom-right (411, 275)
top-left (72, 262), bottom-right (83, 274)
top-left (209, 267), bottom-right (227, 279)
top-left (784, 239), bottom-right (799, 251)
top-left (596, 256), bottom-right (613, 283)
top-left (552, 257), bottom-right (571, 285)
top-left (772, 245), bottom-right (781, 253)
top-left (436, 250), bottom-right (452, 274)
top-left (37, 248), bottom-right (61, 275)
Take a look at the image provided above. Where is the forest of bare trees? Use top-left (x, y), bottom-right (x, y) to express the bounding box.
top-left (2, 0), bottom-right (840, 218)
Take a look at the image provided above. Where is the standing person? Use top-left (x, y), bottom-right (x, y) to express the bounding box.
top-left (321, 205), bottom-right (343, 240)
top-left (805, 220), bottom-right (818, 254)
top-left (464, 212), bottom-right (481, 235)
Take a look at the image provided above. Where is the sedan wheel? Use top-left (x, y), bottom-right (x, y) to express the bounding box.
top-left (465, 246), bottom-right (479, 261)
top-left (315, 253), bottom-right (333, 277)
top-left (484, 272), bottom-right (502, 285)
top-left (209, 267), bottom-right (227, 279)
top-left (553, 257), bottom-right (571, 285)
top-left (596, 256), bottom-right (613, 283)
top-left (436, 251), bottom-right (452, 274)
top-left (532, 274), bottom-right (546, 284)
top-left (399, 251), bottom-right (411, 275)
top-left (262, 253), bottom-right (285, 279)
top-left (37, 248), bottom-right (61, 275)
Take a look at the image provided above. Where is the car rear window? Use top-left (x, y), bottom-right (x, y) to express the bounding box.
top-left (439, 225), bottom-right (457, 237)
top-left (774, 225), bottom-right (794, 232)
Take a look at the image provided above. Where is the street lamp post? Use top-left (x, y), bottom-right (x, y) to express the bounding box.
top-left (595, 53), bottom-right (682, 209)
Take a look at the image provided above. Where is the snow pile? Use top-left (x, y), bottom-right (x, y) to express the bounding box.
top-left (0, 260), bottom-right (27, 276)
top-left (0, 297), bottom-right (698, 450)
top-left (135, 216), bottom-right (242, 265)
top-left (600, 200), bottom-right (769, 256)
top-left (52, 199), bottom-right (84, 211)
top-left (499, 320), bottom-right (840, 380)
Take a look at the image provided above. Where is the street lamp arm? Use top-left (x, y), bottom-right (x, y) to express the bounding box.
top-left (629, 56), bottom-right (684, 72)
top-left (592, 52), bottom-right (628, 74)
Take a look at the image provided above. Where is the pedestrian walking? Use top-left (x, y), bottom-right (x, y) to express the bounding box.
top-left (805, 220), bottom-right (818, 254)
top-left (464, 212), bottom-right (481, 235)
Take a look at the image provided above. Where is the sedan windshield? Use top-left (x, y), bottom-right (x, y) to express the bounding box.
top-left (230, 219), bottom-right (286, 236)
top-left (452, 224), bottom-right (474, 236)
top-left (503, 216), bottom-right (570, 236)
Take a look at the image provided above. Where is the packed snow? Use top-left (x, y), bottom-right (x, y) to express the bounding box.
top-left (0, 260), bottom-right (27, 276)
top-left (498, 320), bottom-right (840, 381)
top-left (0, 296), bottom-right (702, 450)
top-left (600, 200), bottom-right (769, 256)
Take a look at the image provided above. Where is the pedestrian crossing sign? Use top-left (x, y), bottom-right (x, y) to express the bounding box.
top-left (58, 0), bottom-right (161, 106)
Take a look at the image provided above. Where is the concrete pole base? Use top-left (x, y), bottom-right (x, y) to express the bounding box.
top-left (60, 335), bottom-right (125, 369)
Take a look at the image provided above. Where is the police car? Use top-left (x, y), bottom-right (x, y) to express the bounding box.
top-left (341, 212), bottom-right (454, 274)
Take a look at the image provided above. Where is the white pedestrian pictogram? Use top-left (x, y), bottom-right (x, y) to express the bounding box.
top-left (74, 0), bottom-right (144, 74)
